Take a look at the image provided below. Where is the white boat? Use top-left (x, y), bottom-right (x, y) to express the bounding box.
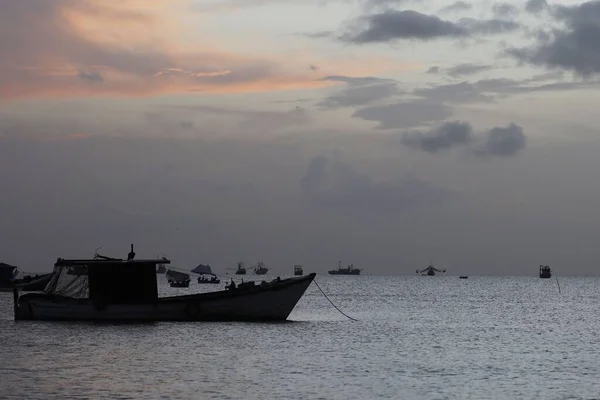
top-left (13, 248), bottom-right (315, 322)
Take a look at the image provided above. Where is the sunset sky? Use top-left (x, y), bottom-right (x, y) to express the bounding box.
top-left (2, 0), bottom-right (600, 275)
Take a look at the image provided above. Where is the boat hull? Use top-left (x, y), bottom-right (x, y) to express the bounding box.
top-left (328, 270), bottom-right (360, 275)
top-left (15, 273), bottom-right (315, 322)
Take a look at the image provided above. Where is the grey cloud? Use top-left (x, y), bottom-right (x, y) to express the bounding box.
top-left (413, 81), bottom-right (495, 103)
top-left (400, 121), bottom-right (526, 158)
top-left (440, 1), bottom-right (472, 13)
top-left (353, 100), bottom-right (453, 129)
top-left (78, 70), bottom-right (104, 84)
top-left (446, 63), bottom-right (492, 77)
top-left (401, 121), bottom-right (473, 153)
top-left (318, 75), bottom-right (401, 109)
top-left (320, 75), bottom-right (394, 86)
top-left (426, 66), bottom-right (440, 74)
top-left (339, 10), bottom-right (522, 44)
top-left (457, 17), bottom-right (521, 34)
top-left (301, 155), bottom-right (446, 211)
top-left (492, 3), bottom-right (519, 18)
top-left (340, 10), bottom-right (468, 43)
top-left (473, 123), bottom-right (526, 157)
top-left (508, 1), bottom-right (600, 76)
top-left (525, 0), bottom-right (548, 13)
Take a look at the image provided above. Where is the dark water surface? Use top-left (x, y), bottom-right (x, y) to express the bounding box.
top-left (1, 275), bottom-right (600, 399)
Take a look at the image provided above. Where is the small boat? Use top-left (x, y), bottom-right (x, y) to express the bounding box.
top-left (294, 265), bottom-right (303, 276)
top-left (192, 264), bottom-right (220, 284)
top-left (198, 276), bottom-right (220, 284)
top-left (416, 265), bottom-right (446, 276)
top-left (13, 245), bottom-right (315, 321)
top-left (235, 262), bottom-right (246, 275)
top-left (12, 273), bottom-right (54, 291)
top-left (539, 265), bottom-right (551, 279)
top-left (156, 256), bottom-right (167, 274)
top-left (170, 280), bottom-right (190, 288)
top-left (254, 262), bottom-right (268, 275)
top-left (167, 269), bottom-right (191, 288)
top-left (328, 261), bottom-right (361, 275)
top-left (459, 276), bottom-right (468, 279)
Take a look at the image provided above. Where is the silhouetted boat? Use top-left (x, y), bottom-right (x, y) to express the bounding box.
top-left (254, 262), bottom-right (268, 275)
top-left (13, 246), bottom-right (315, 321)
top-left (459, 276), bottom-right (468, 279)
top-left (12, 273), bottom-right (54, 291)
top-left (294, 265), bottom-right (303, 276)
top-left (235, 262), bottom-right (247, 275)
top-left (416, 265), bottom-right (446, 276)
top-left (328, 261), bottom-right (361, 275)
top-left (0, 262), bottom-right (19, 292)
top-left (192, 264), bottom-right (220, 284)
top-left (156, 256), bottom-right (168, 274)
top-left (166, 269), bottom-right (190, 288)
top-left (539, 265), bottom-right (551, 279)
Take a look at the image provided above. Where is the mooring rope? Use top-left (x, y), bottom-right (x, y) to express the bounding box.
top-left (313, 279), bottom-right (358, 322)
top-left (556, 277), bottom-right (561, 295)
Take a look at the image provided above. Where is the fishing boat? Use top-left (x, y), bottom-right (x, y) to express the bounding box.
top-left (416, 265), bottom-right (446, 276)
top-left (12, 273), bottom-right (54, 291)
top-left (254, 262), bottom-right (268, 275)
top-left (156, 256), bottom-right (167, 274)
top-left (192, 264), bottom-right (220, 284)
top-left (539, 265), bottom-right (551, 279)
top-left (0, 262), bottom-right (19, 292)
top-left (13, 245), bottom-right (315, 321)
top-left (166, 269), bottom-right (191, 288)
top-left (235, 262), bottom-right (246, 275)
top-left (328, 261), bottom-right (361, 275)
top-left (294, 265), bottom-right (303, 276)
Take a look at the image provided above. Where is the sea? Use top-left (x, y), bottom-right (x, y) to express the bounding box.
top-left (1, 275), bottom-right (599, 399)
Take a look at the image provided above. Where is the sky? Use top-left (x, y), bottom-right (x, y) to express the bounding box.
top-left (2, 0), bottom-right (600, 276)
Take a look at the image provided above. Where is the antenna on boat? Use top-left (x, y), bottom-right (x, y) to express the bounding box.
top-left (127, 244), bottom-right (135, 261)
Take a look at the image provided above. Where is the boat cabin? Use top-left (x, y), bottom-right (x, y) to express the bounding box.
top-left (52, 257), bottom-right (169, 305)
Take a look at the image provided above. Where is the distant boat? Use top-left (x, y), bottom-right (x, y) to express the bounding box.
top-left (13, 247), bottom-right (315, 321)
top-left (459, 276), bottom-right (468, 279)
top-left (192, 264), bottom-right (220, 284)
top-left (539, 265), bottom-right (551, 279)
top-left (167, 269), bottom-right (191, 288)
top-left (156, 256), bottom-right (168, 274)
top-left (416, 265), bottom-right (446, 276)
top-left (254, 262), bottom-right (268, 275)
top-left (328, 261), bottom-right (361, 275)
top-left (294, 265), bottom-right (303, 276)
top-left (235, 262), bottom-right (246, 275)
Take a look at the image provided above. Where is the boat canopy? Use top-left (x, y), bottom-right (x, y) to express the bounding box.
top-left (191, 264), bottom-right (215, 276)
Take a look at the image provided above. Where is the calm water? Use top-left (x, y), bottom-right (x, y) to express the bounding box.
top-left (1, 275), bottom-right (600, 399)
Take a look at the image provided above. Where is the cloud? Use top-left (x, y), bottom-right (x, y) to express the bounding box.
top-left (353, 100), bottom-right (453, 129)
top-left (339, 10), bottom-right (522, 44)
top-left (473, 123), bottom-right (526, 157)
top-left (400, 121), bottom-right (527, 158)
top-left (401, 121), bottom-right (473, 153)
top-left (0, 0), bottom-right (345, 99)
top-left (439, 1), bottom-right (473, 13)
top-left (525, 0), bottom-right (548, 14)
top-left (492, 3), bottom-right (519, 18)
top-left (457, 18), bottom-right (521, 35)
top-left (340, 10), bottom-right (469, 43)
top-left (507, 1), bottom-right (600, 76)
top-left (78, 70), bottom-right (104, 84)
top-left (426, 66), bottom-right (440, 74)
top-left (317, 75), bottom-right (401, 109)
top-left (446, 63), bottom-right (493, 77)
top-left (301, 155), bottom-right (446, 211)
